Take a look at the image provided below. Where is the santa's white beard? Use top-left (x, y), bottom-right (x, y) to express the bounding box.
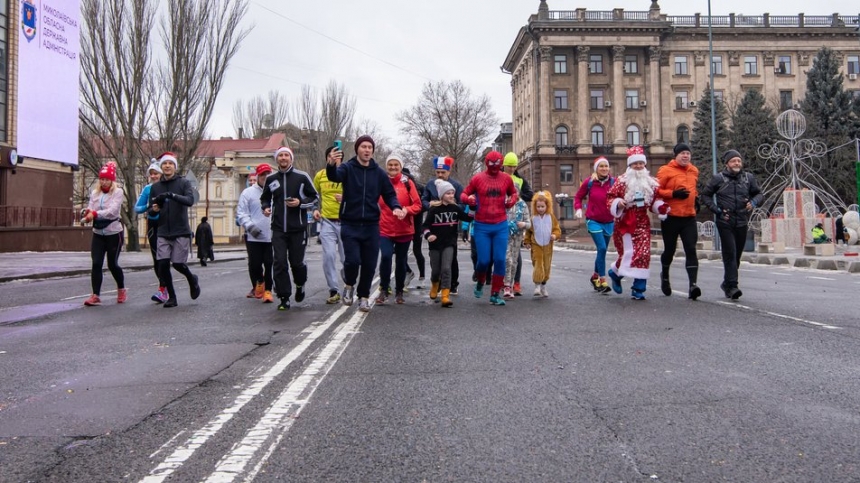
top-left (623, 168), bottom-right (658, 205)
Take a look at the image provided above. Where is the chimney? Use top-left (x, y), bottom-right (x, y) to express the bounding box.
top-left (238, 127), bottom-right (245, 139)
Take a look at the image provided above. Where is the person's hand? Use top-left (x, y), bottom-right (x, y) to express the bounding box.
top-left (523, 243), bottom-right (531, 249)
top-left (616, 200), bottom-right (627, 209)
top-left (575, 209), bottom-right (583, 219)
top-left (263, 207), bottom-right (272, 217)
top-left (516, 221), bottom-right (526, 229)
top-left (327, 149), bottom-right (343, 165)
top-left (427, 234), bottom-right (437, 242)
top-left (745, 201), bottom-right (753, 211)
top-left (150, 204), bottom-right (160, 213)
top-left (393, 208), bottom-right (406, 220)
top-left (672, 187), bottom-right (690, 200)
top-left (334, 194), bottom-right (342, 203)
top-left (313, 209), bottom-right (321, 221)
top-left (657, 203), bottom-right (670, 215)
top-left (467, 195), bottom-right (476, 205)
top-left (248, 225), bottom-right (263, 237)
top-left (550, 234), bottom-right (557, 241)
top-left (83, 210), bottom-right (94, 222)
top-left (285, 198), bottom-right (300, 208)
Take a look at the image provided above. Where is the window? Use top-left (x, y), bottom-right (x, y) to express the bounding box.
top-left (559, 164), bottom-right (573, 183)
top-left (674, 56), bottom-right (688, 75)
top-left (590, 89), bottom-right (605, 110)
top-left (744, 56), bottom-right (758, 75)
top-left (554, 54), bottom-right (567, 74)
top-left (559, 199), bottom-right (574, 220)
top-left (591, 125), bottom-right (605, 145)
top-left (589, 54), bottom-right (603, 74)
top-left (675, 91), bottom-right (689, 110)
top-left (624, 54), bottom-right (638, 74)
top-left (779, 90), bottom-right (793, 111)
top-left (775, 56), bottom-right (792, 75)
top-left (625, 90), bottom-right (639, 109)
top-left (554, 90), bottom-right (568, 110)
top-left (555, 126), bottom-right (569, 146)
top-left (676, 125), bottom-right (690, 144)
top-left (848, 55), bottom-right (859, 75)
top-left (851, 90), bottom-right (860, 100)
top-left (713, 90), bottom-right (724, 103)
top-left (0, 2), bottom-right (7, 142)
top-left (712, 55), bottom-right (723, 75)
top-left (626, 125), bottom-right (640, 146)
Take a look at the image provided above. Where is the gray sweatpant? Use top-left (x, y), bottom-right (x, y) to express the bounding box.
top-left (319, 218), bottom-right (345, 293)
top-left (429, 246), bottom-right (455, 289)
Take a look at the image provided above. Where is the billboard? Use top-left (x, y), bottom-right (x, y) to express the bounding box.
top-left (17, 0), bottom-right (80, 166)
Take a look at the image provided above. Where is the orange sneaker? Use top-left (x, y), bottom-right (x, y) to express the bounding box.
top-left (84, 294), bottom-right (101, 306)
top-left (262, 290), bottom-right (274, 303)
top-left (254, 281), bottom-right (265, 299)
top-left (513, 282), bottom-right (522, 296)
top-left (117, 288), bottom-right (128, 304)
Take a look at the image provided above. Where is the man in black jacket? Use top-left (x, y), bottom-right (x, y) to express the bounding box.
top-left (699, 149), bottom-right (763, 300)
top-left (261, 146), bottom-right (319, 311)
top-left (149, 152), bottom-right (201, 308)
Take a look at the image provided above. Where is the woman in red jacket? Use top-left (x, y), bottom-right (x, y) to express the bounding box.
top-left (377, 153), bottom-right (423, 304)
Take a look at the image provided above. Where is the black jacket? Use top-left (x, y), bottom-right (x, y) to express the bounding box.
top-left (325, 157), bottom-right (400, 225)
top-left (699, 169), bottom-right (763, 228)
top-left (149, 175), bottom-right (195, 238)
top-left (260, 166), bottom-right (318, 233)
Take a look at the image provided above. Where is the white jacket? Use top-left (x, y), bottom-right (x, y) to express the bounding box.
top-left (236, 183), bottom-right (272, 243)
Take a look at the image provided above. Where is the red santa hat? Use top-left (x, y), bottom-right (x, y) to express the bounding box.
top-left (593, 157), bottom-right (610, 172)
top-left (274, 146), bottom-right (294, 161)
top-left (626, 146), bottom-right (647, 166)
top-left (158, 152), bottom-right (179, 170)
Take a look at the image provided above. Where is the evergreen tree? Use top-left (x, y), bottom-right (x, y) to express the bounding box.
top-left (729, 89), bottom-right (778, 183)
top-left (800, 47), bottom-right (856, 206)
top-left (690, 86), bottom-right (730, 192)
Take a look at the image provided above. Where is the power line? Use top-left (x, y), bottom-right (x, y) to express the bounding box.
top-left (250, 1), bottom-right (433, 82)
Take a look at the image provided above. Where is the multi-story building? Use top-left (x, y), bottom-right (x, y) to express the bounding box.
top-left (502, 0), bottom-right (860, 229)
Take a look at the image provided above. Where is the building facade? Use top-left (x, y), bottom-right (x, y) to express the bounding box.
top-left (502, 0), bottom-right (860, 230)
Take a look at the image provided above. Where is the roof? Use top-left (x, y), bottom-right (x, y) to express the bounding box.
top-left (196, 133), bottom-right (286, 158)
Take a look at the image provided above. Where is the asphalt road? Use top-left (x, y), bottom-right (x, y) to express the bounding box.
top-left (1, 245), bottom-right (859, 482)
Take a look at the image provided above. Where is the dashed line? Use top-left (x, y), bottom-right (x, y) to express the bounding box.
top-left (716, 301), bottom-right (841, 329)
top-left (807, 276), bottom-right (836, 281)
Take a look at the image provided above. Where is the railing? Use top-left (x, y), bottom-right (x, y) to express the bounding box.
top-left (547, 10), bottom-right (859, 28)
top-left (555, 145), bottom-right (579, 154)
top-left (592, 145), bottom-right (615, 155)
top-left (0, 206), bottom-right (76, 228)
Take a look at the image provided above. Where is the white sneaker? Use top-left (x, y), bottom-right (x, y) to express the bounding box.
top-left (358, 297), bottom-right (372, 312)
top-left (540, 285), bottom-right (549, 298)
top-left (404, 271), bottom-right (415, 288)
top-left (342, 285), bottom-right (355, 306)
top-left (415, 276), bottom-right (425, 289)
top-left (533, 286), bottom-right (542, 297)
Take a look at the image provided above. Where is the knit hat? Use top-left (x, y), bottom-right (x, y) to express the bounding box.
top-left (593, 157), bottom-right (609, 172)
top-left (503, 152), bottom-right (518, 167)
top-left (435, 178), bottom-right (455, 198)
top-left (274, 146), bottom-right (294, 162)
top-left (385, 153), bottom-right (403, 167)
top-left (626, 146), bottom-right (647, 166)
top-left (98, 163), bottom-right (117, 181)
top-left (147, 160), bottom-right (162, 175)
top-left (159, 152), bottom-right (178, 170)
top-left (722, 149), bottom-right (742, 164)
top-left (255, 164), bottom-right (273, 176)
top-left (673, 143), bottom-right (691, 156)
top-left (354, 135), bottom-right (375, 153)
top-left (433, 156), bottom-right (454, 171)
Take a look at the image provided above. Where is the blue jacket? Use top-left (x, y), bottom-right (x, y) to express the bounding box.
top-left (326, 157), bottom-right (401, 225)
top-left (135, 184), bottom-right (160, 222)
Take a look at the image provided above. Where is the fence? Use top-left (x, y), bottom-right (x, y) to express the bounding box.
top-left (0, 206), bottom-right (75, 228)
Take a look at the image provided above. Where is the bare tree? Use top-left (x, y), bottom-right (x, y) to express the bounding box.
top-left (232, 90), bottom-right (290, 139)
top-left (397, 80), bottom-right (498, 183)
top-left (290, 81), bottom-right (357, 173)
top-left (350, 118), bottom-right (393, 167)
top-left (78, 0), bottom-right (250, 251)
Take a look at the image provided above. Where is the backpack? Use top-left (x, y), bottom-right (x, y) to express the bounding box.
top-left (587, 176), bottom-right (615, 192)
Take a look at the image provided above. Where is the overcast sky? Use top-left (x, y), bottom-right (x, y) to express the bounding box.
top-left (209, 0), bottom-right (857, 146)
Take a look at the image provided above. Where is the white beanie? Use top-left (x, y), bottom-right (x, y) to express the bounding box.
top-left (435, 179), bottom-right (455, 198)
top-left (148, 159), bottom-right (163, 175)
top-left (385, 152), bottom-right (404, 167)
top-left (274, 146), bottom-right (294, 161)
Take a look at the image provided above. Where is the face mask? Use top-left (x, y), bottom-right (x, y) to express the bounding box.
top-left (100, 184), bottom-right (111, 193)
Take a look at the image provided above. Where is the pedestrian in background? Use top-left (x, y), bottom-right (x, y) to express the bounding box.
top-left (135, 160), bottom-right (168, 303)
top-left (523, 191), bottom-right (561, 297)
top-left (149, 152), bottom-right (201, 308)
top-left (195, 217), bottom-right (214, 266)
top-left (656, 143), bottom-right (701, 300)
top-left (574, 157), bottom-right (615, 294)
top-left (237, 163), bottom-right (274, 302)
top-left (82, 162), bottom-right (126, 306)
top-left (700, 149), bottom-right (762, 300)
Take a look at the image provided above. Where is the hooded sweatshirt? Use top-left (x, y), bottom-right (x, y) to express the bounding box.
top-left (326, 156), bottom-right (401, 225)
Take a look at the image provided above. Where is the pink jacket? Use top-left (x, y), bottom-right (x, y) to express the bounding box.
top-left (574, 177), bottom-right (615, 224)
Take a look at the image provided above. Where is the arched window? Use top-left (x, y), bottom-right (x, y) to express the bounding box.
top-left (677, 125), bottom-right (690, 144)
top-left (626, 125), bottom-right (640, 146)
top-left (555, 125), bottom-right (568, 146)
top-left (591, 125), bottom-right (604, 145)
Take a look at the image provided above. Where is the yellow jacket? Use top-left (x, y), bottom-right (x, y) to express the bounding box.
top-left (313, 168), bottom-right (343, 220)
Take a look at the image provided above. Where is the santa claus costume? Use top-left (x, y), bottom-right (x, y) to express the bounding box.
top-left (606, 146), bottom-right (670, 300)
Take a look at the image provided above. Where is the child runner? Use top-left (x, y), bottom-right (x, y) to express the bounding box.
top-left (503, 194), bottom-right (531, 299)
top-left (523, 191), bottom-right (561, 297)
top-left (423, 179), bottom-right (471, 307)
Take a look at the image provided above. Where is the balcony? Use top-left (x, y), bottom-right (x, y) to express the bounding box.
top-left (592, 145), bottom-right (615, 155)
top-left (554, 145), bottom-right (579, 154)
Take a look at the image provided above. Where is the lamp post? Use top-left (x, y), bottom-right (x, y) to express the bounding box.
top-left (554, 192), bottom-right (570, 219)
top-left (708, 0), bottom-right (720, 250)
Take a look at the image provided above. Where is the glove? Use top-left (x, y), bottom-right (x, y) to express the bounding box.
top-left (672, 187), bottom-right (690, 200)
top-left (657, 203), bottom-right (670, 215)
top-left (248, 225), bottom-right (263, 238)
top-left (153, 193), bottom-right (170, 204)
top-left (575, 209), bottom-right (583, 219)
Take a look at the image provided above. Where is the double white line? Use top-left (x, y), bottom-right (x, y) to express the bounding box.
top-left (142, 287), bottom-right (377, 483)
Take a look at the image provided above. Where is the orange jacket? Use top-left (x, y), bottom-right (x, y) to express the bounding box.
top-left (656, 159), bottom-right (699, 217)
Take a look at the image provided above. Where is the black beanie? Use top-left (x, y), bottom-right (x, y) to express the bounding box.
top-left (354, 135), bottom-right (375, 153)
top-left (673, 143), bottom-right (691, 156)
top-left (722, 149), bottom-right (742, 164)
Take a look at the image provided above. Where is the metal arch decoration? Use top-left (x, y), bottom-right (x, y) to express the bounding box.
top-left (755, 109), bottom-right (848, 221)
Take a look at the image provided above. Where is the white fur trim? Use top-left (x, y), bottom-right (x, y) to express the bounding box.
top-left (627, 154), bottom-right (647, 166)
top-left (617, 234), bottom-right (651, 279)
top-left (610, 198), bottom-right (625, 218)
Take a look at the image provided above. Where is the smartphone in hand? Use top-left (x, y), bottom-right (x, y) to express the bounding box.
top-left (333, 140), bottom-right (342, 151)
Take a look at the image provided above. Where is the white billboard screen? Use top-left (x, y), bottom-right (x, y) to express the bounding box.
top-left (17, 0), bottom-right (80, 165)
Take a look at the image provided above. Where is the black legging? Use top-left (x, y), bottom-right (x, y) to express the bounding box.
top-left (717, 223), bottom-right (748, 289)
top-left (147, 221), bottom-right (165, 286)
top-left (246, 240), bottom-right (274, 291)
top-left (660, 216), bottom-right (699, 284)
top-left (91, 232), bottom-right (124, 295)
top-left (408, 213), bottom-right (426, 278)
top-left (158, 259), bottom-right (195, 301)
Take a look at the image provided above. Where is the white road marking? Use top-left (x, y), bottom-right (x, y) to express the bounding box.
top-left (807, 276), bottom-right (836, 281)
top-left (148, 430), bottom-right (186, 459)
top-left (140, 304), bottom-right (349, 483)
top-left (716, 301), bottom-right (841, 330)
top-left (204, 290), bottom-right (377, 483)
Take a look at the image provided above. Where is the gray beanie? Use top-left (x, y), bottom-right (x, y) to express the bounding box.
top-left (435, 179), bottom-right (455, 199)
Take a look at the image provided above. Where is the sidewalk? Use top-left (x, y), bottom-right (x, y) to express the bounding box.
top-left (556, 230), bottom-right (860, 273)
top-left (0, 245), bottom-right (250, 283)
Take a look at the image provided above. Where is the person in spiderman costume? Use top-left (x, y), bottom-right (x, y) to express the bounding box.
top-left (461, 151), bottom-right (519, 306)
